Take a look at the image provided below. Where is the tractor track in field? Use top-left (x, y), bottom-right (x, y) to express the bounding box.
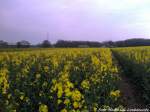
top-left (118, 72), bottom-right (145, 108)
top-left (111, 50), bottom-right (146, 109)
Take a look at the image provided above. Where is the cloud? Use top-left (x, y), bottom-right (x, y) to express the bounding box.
top-left (0, 0), bottom-right (150, 43)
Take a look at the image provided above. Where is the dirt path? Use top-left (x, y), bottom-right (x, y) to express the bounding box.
top-left (111, 50), bottom-right (146, 109)
top-left (118, 72), bottom-right (145, 108)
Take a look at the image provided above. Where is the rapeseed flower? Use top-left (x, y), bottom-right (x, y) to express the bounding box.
top-left (44, 66), bottom-right (49, 72)
top-left (110, 90), bottom-right (120, 97)
top-left (64, 99), bottom-right (70, 105)
top-left (73, 102), bottom-right (79, 109)
top-left (36, 74), bottom-right (41, 79)
top-left (81, 80), bottom-right (90, 90)
top-left (57, 99), bottom-right (62, 105)
top-left (60, 109), bottom-right (67, 112)
top-left (72, 90), bottom-right (82, 101)
top-left (39, 104), bottom-right (48, 112)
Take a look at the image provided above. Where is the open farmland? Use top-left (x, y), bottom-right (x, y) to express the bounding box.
top-left (0, 47), bottom-right (150, 112)
top-left (0, 48), bottom-right (123, 112)
top-left (112, 47), bottom-right (150, 105)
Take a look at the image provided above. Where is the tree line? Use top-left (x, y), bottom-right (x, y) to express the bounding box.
top-left (1, 38), bottom-right (150, 48)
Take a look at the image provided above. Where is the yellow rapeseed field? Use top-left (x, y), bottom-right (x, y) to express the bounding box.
top-left (0, 48), bottom-right (123, 111)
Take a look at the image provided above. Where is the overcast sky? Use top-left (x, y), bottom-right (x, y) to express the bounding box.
top-left (0, 0), bottom-right (150, 44)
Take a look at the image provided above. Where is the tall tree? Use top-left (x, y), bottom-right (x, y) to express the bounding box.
top-left (0, 40), bottom-right (8, 48)
top-left (16, 40), bottom-right (30, 48)
top-left (41, 40), bottom-right (51, 48)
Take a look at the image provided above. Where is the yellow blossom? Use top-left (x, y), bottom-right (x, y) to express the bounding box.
top-left (57, 99), bottom-right (62, 105)
top-left (57, 88), bottom-right (63, 98)
top-left (36, 74), bottom-right (41, 79)
top-left (64, 99), bottom-right (70, 105)
top-left (20, 95), bottom-right (24, 100)
top-left (61, 109), bottom-right (67, 112)
top-left (81, 80), bottom-right (90, 89)
top-left (39, 104), bottom-right (48, 112)
top-left (73, 102), bottom-right (79, 109)
top-left (110, 90), bottom-right (120, 97)
top-left (44, 66), bottom-right (49, 72)
top-left (65, 88), bottom-right (72, 97)
top-left (72, 90), bottom-right (82, 101)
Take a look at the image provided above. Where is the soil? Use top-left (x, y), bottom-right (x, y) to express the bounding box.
top-left (118, 72), bottom-right (145, 109)
top-left (111, 51), bottom-right (146, 109)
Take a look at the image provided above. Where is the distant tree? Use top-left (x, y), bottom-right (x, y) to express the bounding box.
top-left (124, 38), bottom-right (150, 46)
top-left (41, 40), bottom-right (51, 48)
top-left (114, 38), bottom-right (150, 47)
top-left (17, 40), bottom-right (30, 48)
top-left (102, 41), bottom-right (115, 47)
top-left (0, 40), bottom-right (8, 48)
top-left (54, 40), bottom-right (102, 48)
top-left (115, 41), bottom-right (125, 47)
